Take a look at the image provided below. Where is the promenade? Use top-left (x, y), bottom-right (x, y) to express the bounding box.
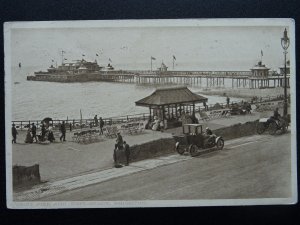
top-left (12, 109), bottom-right (274, 186)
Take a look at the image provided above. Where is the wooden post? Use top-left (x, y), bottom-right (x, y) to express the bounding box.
top-left (149, 107), bottom-right (152, 121)
top-left (192, 103), bottom-right (195, 117)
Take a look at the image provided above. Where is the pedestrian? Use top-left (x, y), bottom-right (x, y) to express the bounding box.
top-left (113, 132), bottom-right (123, 167)
top-left (226, 96), bottom-right (230, 107)
top-left (115, 131), bottom-right (123, 150)
top-left (99, 117), bottom-right (104, 135)
top-left (31, 123), bottom-right (38, 143)
top-left (203, 101), bottom-right (207, 111)
top-left (60, 121), bottom-right (66, 142)
top-left (41, 122), bottom-right (46, 141)
top-left (69, 122), bottom-right (72, 132)
top-left (25, 127), bottom-right (33, 143)
top-left (12, 123), bottom-right (18, 144)
top-left (94, 115), bottom-right (98, 127)
top-left (48, 127), bottom-right (55, 142)
top-left (123, 141), bottom-right (130, 166)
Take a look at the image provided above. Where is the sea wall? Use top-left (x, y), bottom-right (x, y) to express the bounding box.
top-left (116, 138), bottom-right (176, 164)
top-left (213, 120), bottom-right (258, 140)
top-left (13, 164), bottom-right (41, 188)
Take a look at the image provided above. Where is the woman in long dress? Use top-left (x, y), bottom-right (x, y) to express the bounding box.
top-left (25, 128), bottom-right (33, 143)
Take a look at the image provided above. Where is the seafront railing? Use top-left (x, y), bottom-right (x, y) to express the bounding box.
top-left (11, 95), bottom-right (286, 131)
top-left (11, 112), bottom-right (150, 131)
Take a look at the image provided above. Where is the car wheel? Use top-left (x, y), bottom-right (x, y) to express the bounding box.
top-left (189, 145), bottom-right (198, 157)
top-left (216, 139), bottom-right (224, 150)
top-left (268, 121), bottom-right (277, 135)
top-left (175, 142), bottom-right (185, 155)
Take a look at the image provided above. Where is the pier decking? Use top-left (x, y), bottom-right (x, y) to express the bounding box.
top-left (28, 69), bottom-right (290, 89)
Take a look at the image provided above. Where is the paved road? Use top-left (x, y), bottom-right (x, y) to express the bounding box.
top-left (39, 133), bottom-right (291, 201)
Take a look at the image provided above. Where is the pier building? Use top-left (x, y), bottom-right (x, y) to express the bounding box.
top-left (279, 60), bottom-right (290, 75)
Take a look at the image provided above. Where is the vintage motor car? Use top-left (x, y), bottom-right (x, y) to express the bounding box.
top-left (173, 124), bottom-right (224, 157)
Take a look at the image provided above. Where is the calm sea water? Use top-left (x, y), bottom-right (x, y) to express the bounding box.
top-left (11, 66), bottom-right (242, 121)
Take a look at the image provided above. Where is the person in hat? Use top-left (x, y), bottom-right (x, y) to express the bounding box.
top-left (25, 127), bottom-right (33, 144)
top-left (115, 131), bottom-right (123, 151)
top-left (48, 126), bottom-right (55, 142)
top-left (60, 121), bottom-right (66, 142)
top-left (99, 117), bottom-right (104, 135)
top-left (31, 123), bottom-right (38, 143)
top-left (12, 123), bottom-right (18, 144)
top-left (205, 127), bottom-right (213, 135)
top-left (204, 127), bottom-right (214, 147)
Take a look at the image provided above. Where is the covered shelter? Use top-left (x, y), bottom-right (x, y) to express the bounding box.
top-left (135, 86), bottom-right (208, 128)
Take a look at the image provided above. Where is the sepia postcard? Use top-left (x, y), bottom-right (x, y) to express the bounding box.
top-left (4, 19), bottom-right (297, 208)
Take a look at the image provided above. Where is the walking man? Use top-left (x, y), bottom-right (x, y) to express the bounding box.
top-left (41, 122), bottom-right (46, 141)
top-left (31, 123), bottom-right (38, 143)
top-left (60, 121), bottom-right (66, 142)
top-left (12, 123), bottom-right (18, 144)
top-left (226, 96), bottom-right (230, 107)
top-left (115, 131), bottom-right (123, 150)
top-left (123, 141), bottom-right (130, 166)
top-left (99, 117), bottom-right (104, 135)
top-left (94, 115), bottom-right (98, 127)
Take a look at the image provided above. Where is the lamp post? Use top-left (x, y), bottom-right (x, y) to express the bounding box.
top-left (281, 28), bottom-right (290, 117)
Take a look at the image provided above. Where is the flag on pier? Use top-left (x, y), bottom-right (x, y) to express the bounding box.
top-left (80, 109), bottom-right (82, 130)
top-left (109, 58), bottom-right (112, 62)
top-left (173, 55), bottom-right (176, 60)
top-left (96, 53), bottom-right (99, 56)
top-left (51, 59), bottom-right (54, 62)
top-left (82, 54), bottom-right (85, 57)
top-left (64, 58), bottom-right (67, 60)
top-left (151, 56), bottom-right (156, 60)
top-left (261, 50), bottom-right (263, 56)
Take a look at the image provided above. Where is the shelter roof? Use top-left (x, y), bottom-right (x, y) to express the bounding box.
top-left (135, 86), bottom-right (207, 107)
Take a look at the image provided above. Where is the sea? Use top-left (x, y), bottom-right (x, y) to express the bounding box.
top-left (10, 66), bottom-right (243, 121)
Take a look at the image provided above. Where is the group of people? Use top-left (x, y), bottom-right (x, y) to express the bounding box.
top-left (93, 115), bottom-right (105, 134)
top-left (12, 120), bottom-right (67, 144)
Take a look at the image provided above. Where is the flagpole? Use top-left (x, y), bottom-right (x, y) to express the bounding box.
top-left (151, 58), bottom-right (152, 72)
top-left (61, 50), bottom-right (64, 65)
top-left (173, 58), bottom-right (174, 70)
top-left (80, 109), bottom-right (82, 130)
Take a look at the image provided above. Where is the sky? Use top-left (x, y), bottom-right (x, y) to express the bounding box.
top-left (10, 25), bottom-right (290, 71)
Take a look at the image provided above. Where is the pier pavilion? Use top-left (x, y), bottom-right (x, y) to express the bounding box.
top-left (135, 86), bottom-right (208, 128)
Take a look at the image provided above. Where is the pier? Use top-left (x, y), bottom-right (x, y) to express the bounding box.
top-left (131, 71), bottom-right (290, 89)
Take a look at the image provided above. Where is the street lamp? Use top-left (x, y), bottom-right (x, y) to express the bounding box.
top-left (281, 28), bottom-right (290, 117)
